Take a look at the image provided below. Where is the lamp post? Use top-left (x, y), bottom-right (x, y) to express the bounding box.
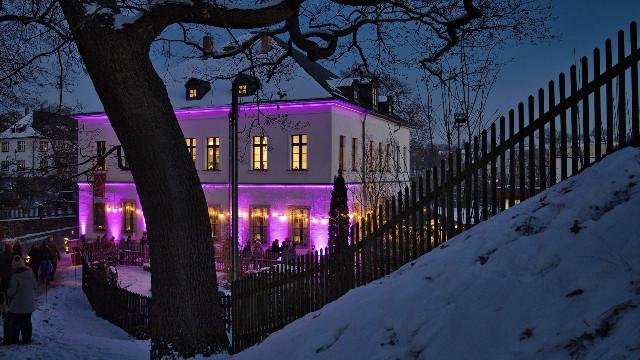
top-left (454, 112), bottom-right (468, 149)
top-left (229, 74), bottom-right (260, 281)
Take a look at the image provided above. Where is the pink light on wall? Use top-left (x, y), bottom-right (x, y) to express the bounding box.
top-left (73, 99), bottom-right (367, 122)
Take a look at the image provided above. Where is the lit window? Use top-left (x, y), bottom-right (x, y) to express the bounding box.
top-left (122, 200), bottom-right (136, 233)
top-left (206, 137), bottom-right (220, 170)
top-left (1, 161), bottom-right (9, 171)
top-left (1, 142), bottom-right (8, 152)
top-left (17, 160), bottom-right (25, 171)
top-left (188, 88), bottom-right (198, 99)
top-left (351, 138), bottom-right (358, 171)
top-left (17, 141), bottom-right (25, 152)
top-left (339, 136), bottom-right (345, 171)
top-left (185, 138), bottom-right (197, 164)
top-left (209, 205), bottom-right (221, 242)
top-left (93, 203), bottom-right (105, 231)
top-left (96, 141), bottom-right (106, 171)
top-left (369, 140), bottom-right (374, 171)
top-left (238, 84), bottom-right (248, 95)
top-left (250, 207), bottom-right (269, 243)
top-left (289, 207), bottom-right (309, 247)
top-left (291, 134), bottom-right (308, 170)
top-left (39, 141), bottom-right (48, 152)
top-left (252, 136), bottom-right (268, 170)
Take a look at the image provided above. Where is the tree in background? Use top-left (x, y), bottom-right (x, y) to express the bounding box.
top-left (328, 169), bottom-right (350, 251)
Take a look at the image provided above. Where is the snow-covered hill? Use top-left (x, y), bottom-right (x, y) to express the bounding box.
top-left (233, 147), bottom-right (640, 360)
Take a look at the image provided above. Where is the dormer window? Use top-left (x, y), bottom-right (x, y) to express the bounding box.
top-left (238, 84), bottom-right (248, 96)
top-left (184, 78), bottom-right (211, 101)
top-left (372, 87), bottom-right (378, 106)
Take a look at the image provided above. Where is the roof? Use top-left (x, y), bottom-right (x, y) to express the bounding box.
top-left (43, 34), bottom-right (410, 127)
top-left (0, 112), bottom-right (43, 139)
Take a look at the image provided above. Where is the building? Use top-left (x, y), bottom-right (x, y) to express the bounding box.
top-left (72, 35), bottom-right (412, 254)
top-left (0, 110), bottom-right (77, 211)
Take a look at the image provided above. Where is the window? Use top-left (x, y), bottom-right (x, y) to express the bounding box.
top-left (122, 200), bottom-right (136, 233)
top-left (372, 87), bottom-right (378, 106)
top-left (291, 134), bottom-right (307, 170)
top-left (252, 136), bottom-right (268, 170)
top-left (206, 137), bottom-right (220, 170)
top-left (17, 141), bottom-right (25, 152)
top-left (369, 140), bottom-right (374, 171)
top-left (1, 161), bottom-right (9, 171)
top-left (351, 138), bottom-right (358, 171)
top-left (208, 205), bottom-right (222, 242)
top-left (185, 138), bottom-right (197, 164)
top-left (386, 144), bottom-right (391, 173)
top-left (250, 207), bottom-right (269, 243)
top-left (339, 136), bottom-right (345, 171)
top-left (238, 84), bottom-right (248, 96)
top-left (289, 207), bottom-right (309, 247)
top-left (16, 160), bottom-right (25, 171)
top-left (96, 141), bottom-right (106, 171)
top-left (93, 203), bottom-right (106, 231)
top-left (403, 147), bottom-right (407, 172)
top-left (188, 88), bottom-right (198, 99)
top-left (378, 142), bottom-right (383, 171)
top-left (39, 141), bottom-right (48, 152)
top-left (396, 145), bottom-right (401, 174)
top-left (1, 142), bottom-right (8, 152)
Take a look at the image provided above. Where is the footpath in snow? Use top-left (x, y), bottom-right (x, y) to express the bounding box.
top-left (0, 255), bottom-right (149, 360)
top-left (233, 147), bottom-right (640, 360)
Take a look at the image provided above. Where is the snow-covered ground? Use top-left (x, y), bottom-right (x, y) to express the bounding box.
top-left (233, 147), bottom-right (640, 360)
top-left (1, 256), bottom-right (150, 360)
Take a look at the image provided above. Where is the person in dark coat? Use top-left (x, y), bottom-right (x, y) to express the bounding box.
top-left (5, 255), bottom-right (37, 345)
top-left (38, 241), bottom-right (53, 283)
top-left (270, 239), bottom-right (280, 254)
top-left (47, 236), bottom-right (60, 280)
top-left (12, 240), bottom-right (22, 257)
top-left (27, 245), bottom-right (41, 278)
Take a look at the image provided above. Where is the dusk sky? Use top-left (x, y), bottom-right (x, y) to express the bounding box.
top-left (486, 0), bottom-right (640, 118)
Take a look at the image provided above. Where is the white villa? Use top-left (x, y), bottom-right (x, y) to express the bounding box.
top-left (70, 35), bottom-right (412, 253)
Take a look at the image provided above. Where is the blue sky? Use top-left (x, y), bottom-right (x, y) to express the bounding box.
top-left (486, 0), bottom-right (640, 116)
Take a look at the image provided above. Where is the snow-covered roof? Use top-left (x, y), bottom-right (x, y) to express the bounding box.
top-left (0, 112), bottom-right (43, 139)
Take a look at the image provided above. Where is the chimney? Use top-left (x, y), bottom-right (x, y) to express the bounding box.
top-left (260, 33), bottom-right (273, 53)
top-left (203, 35), bottom-right (214, 57)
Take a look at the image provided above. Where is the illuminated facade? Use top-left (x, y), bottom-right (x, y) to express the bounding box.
top-left (76, 99), bottom-right (411, 252)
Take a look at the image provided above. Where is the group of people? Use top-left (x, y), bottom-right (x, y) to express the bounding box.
top-left (26, 237), bottom-right (60, 284)
top-left (0, 240), bottom-right (39, 345)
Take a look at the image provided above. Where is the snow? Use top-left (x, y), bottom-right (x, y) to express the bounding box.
top-left (2, 255), bottom-right (150, 360)
top-left (117, 266), bottom-right (152, 297)
top-left (42, 36), bottom-right (336, 114)
top-left (232, 147), bottom-right (640, 360)
top-left (0, 112), bottom-right (43, 139)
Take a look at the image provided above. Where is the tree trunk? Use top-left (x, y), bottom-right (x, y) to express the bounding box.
top-left (61, 9), bottom-right (228, 358)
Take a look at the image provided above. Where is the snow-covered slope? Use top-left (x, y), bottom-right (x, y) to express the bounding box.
top-left (233, 147), bottom-right (640, 360)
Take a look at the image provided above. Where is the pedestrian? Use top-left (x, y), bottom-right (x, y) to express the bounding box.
top-left (5, 255), bottom-right (37, 345)
top-left (27, 245), bottom-right (41, 279)
top-left (12, 240), bottom-right (22, 257)
top-left (39, 240), bottom-right (53, 284)
top-left (47, 236), bottom-right (60, 280)
top-left (270, 239), bottom-right (280, 254)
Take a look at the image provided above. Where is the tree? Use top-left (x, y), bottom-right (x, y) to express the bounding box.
top-left (328, 169), bottom-right (350, 250)
top-left (0, 1), bottom-right (552, 357)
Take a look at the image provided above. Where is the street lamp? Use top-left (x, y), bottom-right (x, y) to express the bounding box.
top-left (230, 73), bottom-right (260, 280)
top-left (454, 112), bottom-right (468, 149)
